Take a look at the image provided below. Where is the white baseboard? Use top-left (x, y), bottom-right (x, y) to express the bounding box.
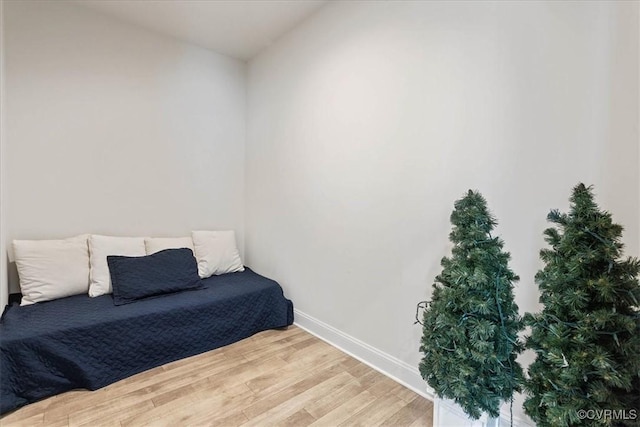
top-left (293, 308), bottom-right (534, 427)
top-left (293, 308), bottom-right (433, 401)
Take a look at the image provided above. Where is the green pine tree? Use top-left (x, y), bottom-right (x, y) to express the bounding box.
top-left (419, 190), bottom-right (524, 420)
top-left (524, 183), bottom-right (640, 427)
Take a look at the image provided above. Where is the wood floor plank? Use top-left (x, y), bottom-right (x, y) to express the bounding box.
top-left (241, 362), bottom-right (354, 421)
top-left (150, 355), bottom-right (288, 407)
top-left (44, 352), bottom-right (233, 422)
top-left (395, 382), bottom-right (425, 403)
top-left (244, 345), bottom-right (350, 396)
top-left (240, 371), bottom-right (356, 426)
top-left (121, 383), bottom-right (252, 427)
top-left (366, 373), bottom-right (407, 398)
top-left (380, 395), bottom-right (434, 426)
top-left (1, 326), bottom-right (432, 427)
top-left (344, 359), bottom-right (374, 378)
top-left (68, 399), bottom-right (154, 427)
top-left (409, 413), bottom-right (434, 427)
top-left (338, 393), bottom-right (406, 427)
top-left (48, 356), bottom-right (234, 423)
top-left (240, 333), bottom-right (315, 362)
top-left (304, 379), bottom-right (365, 419)
top-left (220, 328), bottom-right (305, 359)
top-left (308, 390), bottom-right (378, 426)
top-left (204, 410), bottom-right (250, 427)
top-left (0, 399), bottom-right (50, 424)
top-left (281, 408), bottom-right (316, 427)
top-left (0, 412), bottom-right (44, 427)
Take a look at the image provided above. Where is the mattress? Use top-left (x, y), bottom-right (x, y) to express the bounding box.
top-left (0, 267), bottom-right (293, 414)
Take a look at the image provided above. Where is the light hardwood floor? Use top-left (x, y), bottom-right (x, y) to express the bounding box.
top-left (0, 325), bottom-right (433, 427)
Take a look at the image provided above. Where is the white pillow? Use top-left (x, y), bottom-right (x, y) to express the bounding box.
top-left (13, 235), bottom-right (90, 305)
top-left (89, 235), bottom-right (146, 297)
top-left (191, 230), bottom-right (244, 278)
top-left (145, 237), bottom-right (194, 255)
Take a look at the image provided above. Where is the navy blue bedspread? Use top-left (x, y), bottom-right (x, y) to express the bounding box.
top-left (0, 268), bottom-right (293, 414)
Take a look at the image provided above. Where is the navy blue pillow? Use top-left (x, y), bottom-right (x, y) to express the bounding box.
top-left (107, 248), bottom-right (203, 306)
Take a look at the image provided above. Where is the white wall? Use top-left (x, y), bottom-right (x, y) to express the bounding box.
top-left (246, 1), bottom-right (639, 424)
top-left (0, 0), bottom-right (7, 310)
top-left (2, 0), bottom-right (246, 299)
top-left (1, 0), bottom-right (638, 423)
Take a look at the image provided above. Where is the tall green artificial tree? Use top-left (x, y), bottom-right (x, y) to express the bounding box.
top-left (419, 190), bottom-right (524, 420)
top-left (524, 184), bottom-right (640, 427)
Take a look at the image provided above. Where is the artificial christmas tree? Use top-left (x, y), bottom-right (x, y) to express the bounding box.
top-left (419, 190), bottom-right (523, 421)
top-left (524, 183), bottom-right (640, 427)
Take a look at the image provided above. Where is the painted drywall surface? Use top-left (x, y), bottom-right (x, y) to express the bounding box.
top-left (246, 0), bottom-right (639, 422)
top-left (2, 1), bottom-right (246, 297)
top-left (1, 0), bottom-right (7, 310)
top-left (603, 2), bottom-right (640, 256)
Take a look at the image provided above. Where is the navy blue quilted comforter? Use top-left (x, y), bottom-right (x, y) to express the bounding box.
top-left (0, 268), bottom-right (293, 414)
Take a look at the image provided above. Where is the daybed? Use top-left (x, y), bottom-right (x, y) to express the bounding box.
top-left (0, 267), bottom-right (294, 414)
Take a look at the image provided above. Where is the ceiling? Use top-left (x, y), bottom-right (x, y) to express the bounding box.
top-left (74, 0), bottom-right (328, 61)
